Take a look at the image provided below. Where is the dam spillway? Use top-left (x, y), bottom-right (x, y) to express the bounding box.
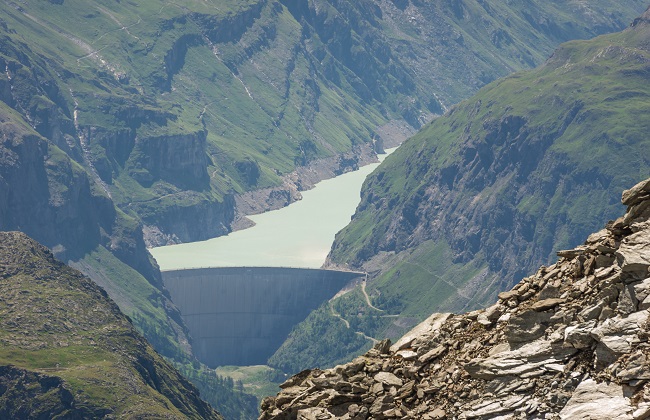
top-left (162, 267), bottom-right (364, 367)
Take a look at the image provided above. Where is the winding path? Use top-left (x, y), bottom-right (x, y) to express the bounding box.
top-left (361, 279), bottom-right (383, 312)
top-left (329, 301), bottom-right (378, 345)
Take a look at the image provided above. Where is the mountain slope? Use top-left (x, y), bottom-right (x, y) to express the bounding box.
top-left (331, 5), bottom-right (650, 307)
top-left (0, 231), bottom-right (221, 418)
top-left (358, 0), bottom-right (648, 107)
top-left (1, 0), bottom-right (642, 249)
top-left (270, 8), bottom-right (650, 373)
top-left (261, 179), bottom-right (650, 419)
top-left (0, 0), bottom-right (645, 408)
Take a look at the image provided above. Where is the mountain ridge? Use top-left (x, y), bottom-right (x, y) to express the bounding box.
top-left (0, 230), bottom-right (222, 419)
top-left (269, 8), bottom-right (650, 375)
top-left (260, 178), bottom-right (650, 419)
top-left (0, 0), bottom-right (647, 414)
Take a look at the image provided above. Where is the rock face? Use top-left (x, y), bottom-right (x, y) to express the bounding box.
top-left (260, 178), bottom-right (650, 419)
top-left (316, 10), bottom-right (650, 369)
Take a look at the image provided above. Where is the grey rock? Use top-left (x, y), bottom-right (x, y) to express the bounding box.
top-left (579, 301), bottom-right (604, 321)
top-left (465, 339), bottom-right (577, 379)
top-left (617, 352), bottom-right (650, 382)
top-left (564, 320), bottom-right (597, 349)
top-left (559, 379), bottom-right (633, 419)
top-left (374, 339), bottom-right (392, 354)
top-left (374, 372), bottom-right (403, 387)
top-left (426, 408), bottom-right (446, 419)
top-left (280, 369), bottom-right (313, 389)
top-left (557, 248), bottom-right (587, 258)
top-left (587, 229), bottom-right (610, 245)
top-left (590, 311), bottom-right (649, 355)
top-left (633, 278), bottom-right (650, 302)
top-left (371, 382), bottom-right (384, 395)
top-left (498, 289), bottom-right (520, 301)
top-left (622, 178), bottom-right (650, 206)
top-left (418, 345), bottom-right (447, 364)
top-left (617, 228), bottom-right (650, 280)
top-left (505, 310), bottom-right (552, 343)
top-left (595, 265), bottom-right (620, 280)
top-left (297, 408), bottom-right (334, 420)
top-left (460, 395), bottom-right (530, 419)
top-left (341, 358), bottom-right (366, 377)
top-left (390, 313), bottom-right (451, 352)
top-left (596, 254), bottom-right (617, 268)
top-left (618, 284), bottom-right (638, 315)
top-left (369, 395), bottom-right (394, 416)
top-left (641, 294), bottom-right (650, 311)
top-left (531, 298), bottom-right (565, 312)
top-left (395, 350), bottom-right (418, 360)
top-left (538, 285), bottom-right (561, 300)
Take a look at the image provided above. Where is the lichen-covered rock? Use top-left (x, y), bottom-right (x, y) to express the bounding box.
top-left (260, 178), bottom-right (650, 419)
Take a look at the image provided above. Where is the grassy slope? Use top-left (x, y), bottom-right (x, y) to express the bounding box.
top-left (0, 0), bottom-right (389, 206)
top-left (374, 0), bottom-right (648, 105)
top-left (271, 10), bottom-right (650, 373)
top-left (0, 231), bottom-right (220, 418)
top-left (333, 18), bottom-right (650, 273)
top-left (0, 0), bottom-right (647, 409)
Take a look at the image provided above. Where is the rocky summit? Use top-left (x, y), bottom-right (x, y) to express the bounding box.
top-left (260, 177), bottom-right (650, 419)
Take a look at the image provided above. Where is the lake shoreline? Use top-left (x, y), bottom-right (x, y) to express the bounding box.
top-left (150, 147), bottom-right (397, 271)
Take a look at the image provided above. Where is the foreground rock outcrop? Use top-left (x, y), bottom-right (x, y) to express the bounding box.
top-left (260, 178), bottom-right (650, 419)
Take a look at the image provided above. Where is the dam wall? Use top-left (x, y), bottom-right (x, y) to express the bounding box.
top-left (162, 267), bottom-right (364, 367)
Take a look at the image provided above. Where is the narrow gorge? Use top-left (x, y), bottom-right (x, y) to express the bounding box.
top-left (1, 1), bottom-right (648, 418)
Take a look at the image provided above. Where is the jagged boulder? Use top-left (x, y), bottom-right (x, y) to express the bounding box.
top-left (260, 178), bottom-right (650, 419)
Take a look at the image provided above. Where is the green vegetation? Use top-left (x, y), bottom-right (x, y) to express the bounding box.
top-left (214, 365), bottom-right (286, 404)
top-left (0, 232), bottom-right (220, 418)
top-left (72, 247), bottom-right (183, 355)
top-left (268, 300), bottom-right (373, 374)
top-left (176, 364), bottom-right (259, 420)
top-left (0, 0), bottom-right (647, 415)
top-left (276, 10), bottom-right (650, 372)
top-left (332, 11), bottom-right (650, 284)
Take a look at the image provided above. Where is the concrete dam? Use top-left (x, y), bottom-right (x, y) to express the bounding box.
top-left (162, 267), bottom-right (364, 367)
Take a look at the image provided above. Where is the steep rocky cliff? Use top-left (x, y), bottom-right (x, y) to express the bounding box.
top-left (0, 0), bottom-right (646, 414)
top-left (260, 178), bottom-right (650, 419)
top-left (1, 0), bottom-right (644, 249)
top-left (0, 231), bottom-right (221, 419)
top-left (282, 7), bottom-right (650, 372)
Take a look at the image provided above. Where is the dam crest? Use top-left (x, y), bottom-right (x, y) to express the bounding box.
top-left (162, 267), bottom-right (364, 367)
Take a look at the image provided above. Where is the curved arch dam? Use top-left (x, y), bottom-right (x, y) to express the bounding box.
top-left (162, 267), bottom-right (364, 367)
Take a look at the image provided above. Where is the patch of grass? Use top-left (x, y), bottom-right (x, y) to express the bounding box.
top-left (215, 365), bottom-right (285, 403)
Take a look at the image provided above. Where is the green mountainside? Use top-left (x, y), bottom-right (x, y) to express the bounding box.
top-left (0, 0), bottom-right (646, 414)
top-left (270, 8), bottom-right (650, 374)
top-left (0, 231), bottom-right (221, 418)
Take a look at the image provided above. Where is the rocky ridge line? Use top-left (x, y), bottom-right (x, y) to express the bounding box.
top-left (260, 177), bottom-right (650, 419)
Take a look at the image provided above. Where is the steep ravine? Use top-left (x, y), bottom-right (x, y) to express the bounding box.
top-left (260, 178), bottom-right (650, 419)
top-left (328, 7), bottom-right (650, 316)
top-left (0, 1), bottom-right (647, 416)
top-left (271, 9), bottom-right (650, 375)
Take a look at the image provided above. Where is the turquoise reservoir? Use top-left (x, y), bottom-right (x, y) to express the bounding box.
top-left (150, 149), bottom-right (394, 270)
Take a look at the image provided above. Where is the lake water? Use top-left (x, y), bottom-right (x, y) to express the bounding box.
top-left (150, 149), bottom-right (395, 270)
